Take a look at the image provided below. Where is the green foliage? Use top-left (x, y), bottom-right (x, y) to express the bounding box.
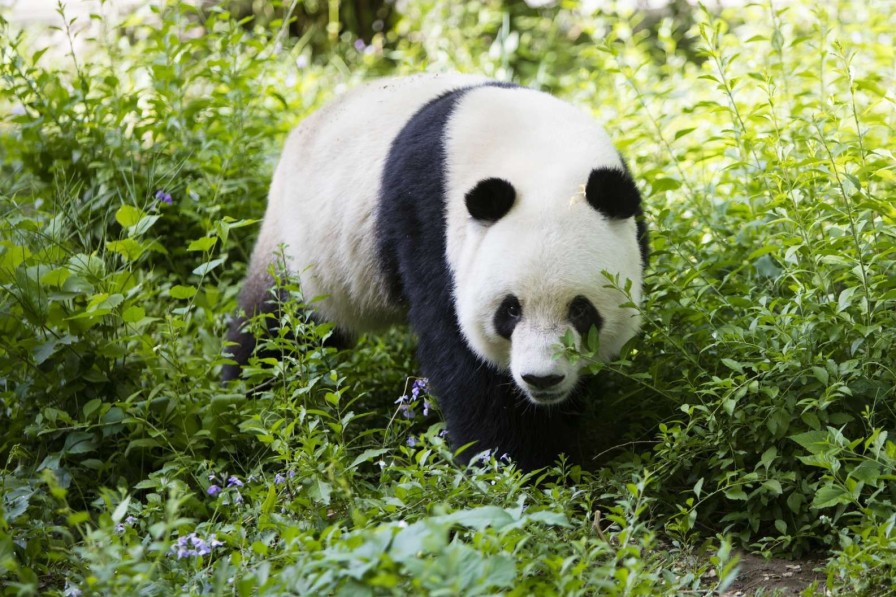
top-left (1, 0), bottom-right (894, 594)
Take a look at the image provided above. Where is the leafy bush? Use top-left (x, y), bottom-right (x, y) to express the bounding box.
top-left (1, 0), bottom-right (893, 594)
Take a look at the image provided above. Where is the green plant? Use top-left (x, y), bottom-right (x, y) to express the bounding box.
top-left (1, 0), bottom-right (893, 594)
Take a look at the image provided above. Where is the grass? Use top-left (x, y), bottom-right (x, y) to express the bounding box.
top-left (1, 0), bottom-right (894, 594)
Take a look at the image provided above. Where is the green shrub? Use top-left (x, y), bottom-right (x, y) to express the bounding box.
top-left (1, 1), bottom-right (893, 594)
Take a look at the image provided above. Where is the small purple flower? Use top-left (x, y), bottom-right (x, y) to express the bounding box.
top-left (226, 475), bottom-right (243, 488)
top-left (406, 435), bottom-right (418, 448)
top-left (171, 532), bottom-right (224, 559)
top-left (207, 484), bottom-right (222, 497)
top-left (274, 473), bottom-right (286, 485)
top-left (423, 400), bottom-right (433, 416)
top-left (499, 453), bottom-right (511, 463)
top-left (155, 190), bottom-right (173, 205)
top-left (354, 39), bottom-right (366, 52)
top-left (125, 516), bottom-right (137, 525)
top-left (473, 449), bottom-right (494, 464)
top-left (439, 429), bottom-right (450, 439)
top-left (395, 394), bottom-right (416, 419)
top-left (411, 378), bottom-right (428, 399)
top-left (115, 522), bottom-right (126, 534)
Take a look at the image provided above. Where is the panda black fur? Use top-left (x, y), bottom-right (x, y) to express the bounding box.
top-left (224, 73), bottom-right (648, 471)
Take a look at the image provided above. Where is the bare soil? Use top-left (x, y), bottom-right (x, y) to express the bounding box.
top-left (722, 553), bottom-right (827, 596)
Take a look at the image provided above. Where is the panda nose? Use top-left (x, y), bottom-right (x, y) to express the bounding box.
top-left (522, 373), bottom-right (565, 390)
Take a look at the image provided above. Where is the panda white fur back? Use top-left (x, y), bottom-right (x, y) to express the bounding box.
top-left (225, 73), bottom-right (648, 470)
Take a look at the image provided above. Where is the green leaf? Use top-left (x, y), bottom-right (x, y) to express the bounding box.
top-left (849, 460), bottom-right (881, 485)
top-left (759, 446), bottom-right (777, 469)
top-left (40, 267), bottom-right (71, 287)
top-left (444, 506), bottom-right (515, 530)
top-left (112, 495), bottom-right (131, 523)
top-left (122, 306), bottom-right (145, 323)
top-left (115, 205), bottom-right (145, 228)
top-left (651, 177), bottom-right (682, 192)
top-left (789, 430), bottom-right (829, 453)
top-left (170, 285), bottom-right (197, 299)
top-left (721, 358), bottom-right (743, 374)
top-left (693, 477), bottom-right (704, 499)
top-left (193, 256), bottom-right (226, 277)
top-left (308, 478), bottom-right (331, 505)
top-left (525, 510), bottom-right (571, 527)
top-left (761, 479), bottom-right (783, 496)
top-left (812, 485), bottom-right (851, 509)
top-left (724, 487), bottom-right (748, 501)
top-left (349, 448), bottom-right (390, 470)
top-left (811, 366), bottom-right (829, 385)
top-left (187, 237), bottom-right (218, 252)
top-left (106, 238), bottom-right (145, 262)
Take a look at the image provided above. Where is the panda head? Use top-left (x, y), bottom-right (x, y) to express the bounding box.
top-left (445, 85), bottom-right (646, 406)
top-left (452, 168), bottom-right (644, 406)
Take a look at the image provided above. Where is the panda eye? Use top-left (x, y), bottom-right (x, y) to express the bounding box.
top-left (494, 295), bottom-right (522, 339)
top-left (568, 295), bottom-right (602, 337)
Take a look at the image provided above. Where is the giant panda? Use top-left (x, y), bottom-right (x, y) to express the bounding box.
top-left (223, 73), bottom-right (648, 471)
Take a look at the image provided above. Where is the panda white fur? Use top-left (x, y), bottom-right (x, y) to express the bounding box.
top-left (224, 73), bottom-right (648, 470)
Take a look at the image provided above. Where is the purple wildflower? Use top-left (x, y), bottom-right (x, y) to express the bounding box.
top-left (423, 400), bottom-right (433, 416)
top-left (125, 516), bottom-right (137, 525)
top-left (226, 475), bottom-right (243, 488)
top-left (411, 378), bottom-right (428, 399)
top-left (155, 190), bottom-right (173, 205)
top-left (115, 522), bottom-right (126, 534)
top-left (406, 435), bottom-right (418, 448)
top-left (274, 473), bottom-right (286, 485)
top-left (395, 394), bottom-right (415, 419)
top-left (354, 39), bottom-right (366, 52)
top-left (288, 470), bottom-right (296, 479)
top-left (499, 453), bottom-right (511, 463)
top-left (171, 532), bottom-right (225, 559)
top-left (473, 449), bottom-right (494, 464)
top-left (207, 484), bottom-right (222, 497)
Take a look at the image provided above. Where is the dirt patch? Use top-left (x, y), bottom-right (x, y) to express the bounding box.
top-left (722, 553), bottom-right (826, 596)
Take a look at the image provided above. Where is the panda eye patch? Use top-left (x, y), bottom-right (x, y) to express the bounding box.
top-left (465, 178), bottom-right (516, 223)
top-left (568, 295), bottom-right (602, 337)
top-left (494, 295), bottom-right (522, 339)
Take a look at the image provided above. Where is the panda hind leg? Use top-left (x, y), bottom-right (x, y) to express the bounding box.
top-left (221, 276), bottom-right (351, 383)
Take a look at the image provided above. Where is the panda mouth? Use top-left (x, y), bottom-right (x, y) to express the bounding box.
top-left (525, 389), bottom-right (570, 406)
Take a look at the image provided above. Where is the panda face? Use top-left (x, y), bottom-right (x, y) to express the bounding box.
top-left (453, 180), bottom-right (644, 405)
top-left (452, 178), bottom-right (643, 405)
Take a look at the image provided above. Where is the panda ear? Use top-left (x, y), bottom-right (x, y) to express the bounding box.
top-left (465, 178), bottom-right (516, 224)
top-left (585, 167), bottom-right (641, 219)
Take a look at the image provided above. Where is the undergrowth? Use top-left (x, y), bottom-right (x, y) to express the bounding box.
top-left (1, 0), bottom-right (894, 594)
